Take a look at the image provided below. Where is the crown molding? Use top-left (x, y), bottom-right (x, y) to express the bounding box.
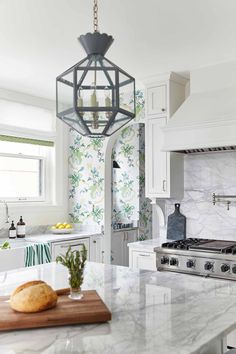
top-left (141, 72), bottom-right (188, 86)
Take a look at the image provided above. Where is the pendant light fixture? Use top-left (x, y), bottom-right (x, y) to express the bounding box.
top-left (56, 0), bottom-right (136, 137)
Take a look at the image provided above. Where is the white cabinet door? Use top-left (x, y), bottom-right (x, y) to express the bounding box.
top-left (131, 250), bottom-right (156, 271)
top-left (111, 231), bottom-right (124, 266)
top-left (51, 238), bottom-right (90, 261)
top-left (90, 235), bottom-right (102, 263)
top-left (146, 117), bottom-right (168, 198)
top-left (127, 230), bottom-right (138, 243)
top-left (147, 85), bottom-right (167, 116)
top-left (123, 230), bottom-right (138, 267)
top-left (112, 230), bottom-right (138, 267)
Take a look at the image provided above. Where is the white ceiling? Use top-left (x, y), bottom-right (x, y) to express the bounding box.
top-left (1, 0), bottom-right (236, 100)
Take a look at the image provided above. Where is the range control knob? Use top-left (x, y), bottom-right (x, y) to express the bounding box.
top-left (204, 262), bottom-right (213, 271)
top-left (160, 256), bottom-right (169, 265)
top-left (221, 263), bottom-right (230, 273)
top-left (232, 265), bottom-right (236, 274)
top-left (169, 258), bottom-right (178, 266)
top-left (186, 259), bottom-right (194, 268)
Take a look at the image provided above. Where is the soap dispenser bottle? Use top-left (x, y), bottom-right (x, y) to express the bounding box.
top-left (17, 216), bottom-right (26, 238)
top-left (9, 221), bottom-right (16, 239)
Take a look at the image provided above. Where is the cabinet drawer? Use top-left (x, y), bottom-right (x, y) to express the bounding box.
top-left (147, 85), bottom-right (167, 115)
top-left (51, 238), bottom-right (90, 261)
top-left (131, 251), bottom-right (156, 271)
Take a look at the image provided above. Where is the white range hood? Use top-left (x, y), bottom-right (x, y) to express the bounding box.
top-left (162, 61), bottom-right (236, 153)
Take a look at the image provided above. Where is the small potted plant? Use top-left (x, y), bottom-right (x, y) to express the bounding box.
top-left (56, 245), bottom-right (87, 300)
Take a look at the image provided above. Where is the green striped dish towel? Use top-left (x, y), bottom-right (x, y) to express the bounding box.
top-left (25, 243), bottom-right (51, 267)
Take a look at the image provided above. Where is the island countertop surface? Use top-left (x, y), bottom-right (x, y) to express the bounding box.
top-left (0, 262), bottom-right (236, 354)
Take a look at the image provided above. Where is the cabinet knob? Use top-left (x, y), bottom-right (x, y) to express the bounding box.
top-left (93, 240), bottom-right (96, 243)
top-left (161, 108), bottom-right (166, 112)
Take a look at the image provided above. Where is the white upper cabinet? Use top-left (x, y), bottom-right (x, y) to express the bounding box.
top-left (146, 117), bottom-right (168, 196)
top-left (144, 73), bottom-right (188, 202)
top-left (147, 85), bottom-right (167, 116)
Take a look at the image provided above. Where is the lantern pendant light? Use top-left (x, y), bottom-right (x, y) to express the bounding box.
top-left (56, 0), bottom-right (136, 137)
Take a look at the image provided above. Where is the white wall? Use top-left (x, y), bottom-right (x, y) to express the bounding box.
top-left (0, 88), bottom-right (68, 228)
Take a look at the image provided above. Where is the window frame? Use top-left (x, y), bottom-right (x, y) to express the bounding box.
top-left (0, 152), bottom-right (46, 203)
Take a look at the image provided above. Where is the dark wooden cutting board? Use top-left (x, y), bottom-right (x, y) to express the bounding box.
top-left (0, 290), bottom-right (111, 331)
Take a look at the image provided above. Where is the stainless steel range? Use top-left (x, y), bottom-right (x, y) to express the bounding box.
top-left (155, 238), bottom-right (236, 280)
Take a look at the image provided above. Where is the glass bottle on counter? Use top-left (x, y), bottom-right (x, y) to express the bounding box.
top-left (17, 216), bottom-right (26, 238)
top-left (9, 221), bottom-right (16, 239)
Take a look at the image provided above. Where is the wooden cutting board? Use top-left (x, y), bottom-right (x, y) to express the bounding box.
top-left (0, 289), bottom-right (111, 331)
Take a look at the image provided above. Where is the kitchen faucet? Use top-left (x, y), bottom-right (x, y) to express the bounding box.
top-left (0, 200), bottom-right (10, 224)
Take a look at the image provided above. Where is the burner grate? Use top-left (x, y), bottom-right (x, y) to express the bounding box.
top-left (162, 238), bottom-right (236, 254)
top-left (162, 238), bottom-right (211, 250)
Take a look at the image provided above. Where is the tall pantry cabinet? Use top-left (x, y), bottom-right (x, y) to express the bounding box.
top-left (144, 73), bottom-right (187, 204)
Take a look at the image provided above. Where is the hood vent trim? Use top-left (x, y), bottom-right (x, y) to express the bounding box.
top-left (162, 62), bottom-right (236, 152)
top-left (176, 146), bottom-right (236, 154)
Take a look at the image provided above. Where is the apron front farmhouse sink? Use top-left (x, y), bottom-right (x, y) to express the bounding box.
top-left (0, 239), bottom-right (32, 272)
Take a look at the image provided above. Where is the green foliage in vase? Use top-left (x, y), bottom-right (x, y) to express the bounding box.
top-left (56, 245), bottom-right (87, 289)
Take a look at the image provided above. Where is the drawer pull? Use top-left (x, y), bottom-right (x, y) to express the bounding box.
top-left (139, 254), bottom-right (150, 257)
top-left (60, 243), bottom-right (85, 248)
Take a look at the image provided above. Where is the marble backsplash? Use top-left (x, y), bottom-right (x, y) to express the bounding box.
top-left (165, 151), bottom-right (236, 240)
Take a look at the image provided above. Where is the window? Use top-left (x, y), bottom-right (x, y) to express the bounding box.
top-left (0, 154), bottom-right (44, 201)
top-left (0, 140), bottom-right (53, 203)
top-left (0, 97), bottom-right (58, 205)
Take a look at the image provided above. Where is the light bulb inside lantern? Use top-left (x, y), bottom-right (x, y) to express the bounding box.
top-left (77, 89), bottom-right (84, 116)
top-left (104, 87), bottom-right (112, 119)
top-left (90, 82), bottom-right (99, 129)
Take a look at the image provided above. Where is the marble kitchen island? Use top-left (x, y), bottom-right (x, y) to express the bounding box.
top-left (0, 262), bottom-right (236, 354)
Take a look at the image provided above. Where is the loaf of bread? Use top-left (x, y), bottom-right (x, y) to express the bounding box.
top-left (10, 280), bottom-right (58, 313)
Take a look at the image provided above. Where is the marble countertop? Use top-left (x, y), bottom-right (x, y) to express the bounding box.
top-left (26, 231), bottom-right (102, 243)
top-left (0, 232), bottom-right (102, 249)
top-left (128, 237), bottom-right (168, 252)
top-left (1, 262), bottom-right (236, 353)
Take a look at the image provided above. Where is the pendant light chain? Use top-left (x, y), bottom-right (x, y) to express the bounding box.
top-left (56, 0), bottom-right (135, 137)
top-left (93, 0), bottom-right (99, 32)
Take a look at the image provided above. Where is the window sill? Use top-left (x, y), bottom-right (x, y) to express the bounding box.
top-left (8, 201), bottom-right (66, 209)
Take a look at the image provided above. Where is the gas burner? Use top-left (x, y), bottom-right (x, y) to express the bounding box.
top-left (161, 238), bottom-right (212, 250)
top-left (156, 238), bottom-right (236, 281)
